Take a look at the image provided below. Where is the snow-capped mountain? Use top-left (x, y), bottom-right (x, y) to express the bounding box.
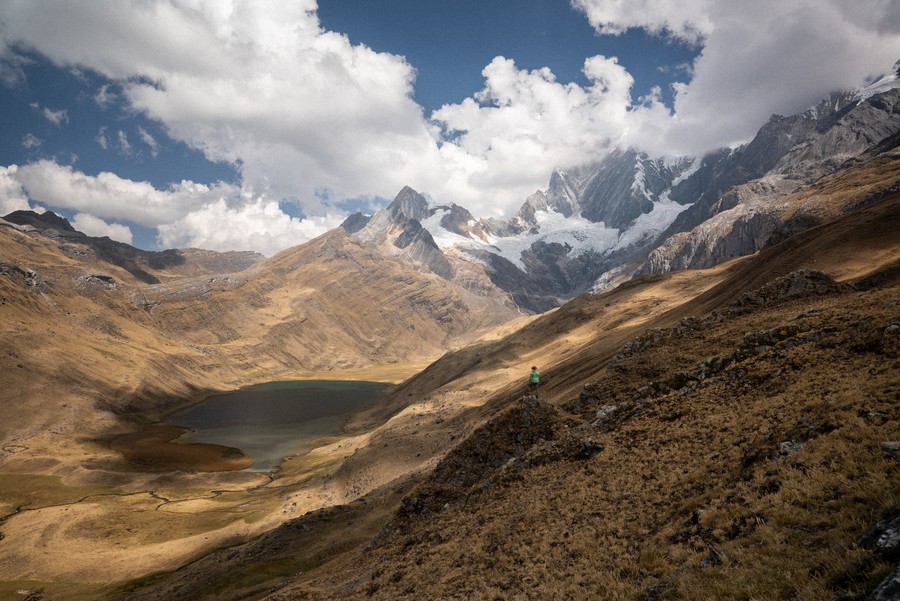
top-left (637, 66), bottom-right (900, 278)
top-left (347, 151), bottom-right (699, 311)
top-left (345, 62), bottom-right (900, 313)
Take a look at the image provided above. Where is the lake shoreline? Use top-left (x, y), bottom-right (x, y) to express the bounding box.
top-left (110, 378), bottom-right (394, 473)
top-left (109, 423), bottom-right (254, 472)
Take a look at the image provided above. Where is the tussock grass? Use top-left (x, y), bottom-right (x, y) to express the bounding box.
top-left (289, 282), bottom-right (899, 600)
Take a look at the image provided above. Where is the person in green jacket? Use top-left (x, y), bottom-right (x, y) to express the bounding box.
top-left (528, 366), bottom-right (540, 396)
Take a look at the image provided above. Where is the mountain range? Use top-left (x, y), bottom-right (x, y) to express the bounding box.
top-left (341, 62), bottom-right (900, 311)
top-left (0, 60), bottom-right (898, 600)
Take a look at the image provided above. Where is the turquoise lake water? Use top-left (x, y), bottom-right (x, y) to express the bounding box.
top-left (167, 380), bottom-right (388, 471)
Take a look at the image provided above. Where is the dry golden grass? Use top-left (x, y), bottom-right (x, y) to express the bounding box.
top-left (281, 280), bottom-right (898, 601)
top-left (1, 161), bottom-right (898, 599)
top-left (243, 193), bottom-right (900, 600)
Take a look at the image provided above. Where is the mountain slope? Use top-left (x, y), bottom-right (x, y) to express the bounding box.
top-left (3, 209), bottom-right (264, 283)
top-left (120, 188), bottom-right (900, 601)
top-left (0, 214), bottom-right (524, 598)
top-left (0, 220), bottom-right (519, 437)
top-left (637, 149), bottom-right (900, 276)
top-left (280, 193), bottom-right (900, 599)
top-left (347, 76), bottom-right (900, 310)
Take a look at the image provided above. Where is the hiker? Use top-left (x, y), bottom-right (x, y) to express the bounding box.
top-left (528, 366), bottom-right (540, 397)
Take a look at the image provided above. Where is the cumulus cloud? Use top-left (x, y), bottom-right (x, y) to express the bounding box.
top-left (571, 0), bottom-right (712, 43)
top-left (573, 0), bottom-right (900, 154)
top-left (0, 165), bottom-right (32, 215)
top-left (0, 0), bottom-right (898, 243)
top-left (156, 198), bottom-right (345, 255)
top-left (0, 1), bottom-right (436, 207)
top-left (8, 160), bottom-right (339, 255)
top-left (71, 212), bottom-right (134, 244)
top-left (13, 160), bottom-right (234, 226)
top-left (428, 55), bottom-right (636, 215)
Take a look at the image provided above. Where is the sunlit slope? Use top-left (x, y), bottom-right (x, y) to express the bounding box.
top-left (140, 229), bottom-right (520, 377)
top-left (0, 223), bottom-right (519, 444)
top-left (274, 194), bottom-right (900, 601)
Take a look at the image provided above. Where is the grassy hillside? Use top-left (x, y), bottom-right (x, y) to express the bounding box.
top-left (1, 152), bottom-right (897, 599)
top-left (0, 222), bottom-right (519, 599)
top-left (122, 194), bottom-right (899, 600)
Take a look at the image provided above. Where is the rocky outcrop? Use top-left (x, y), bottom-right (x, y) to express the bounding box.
top-left (3, 209), bottom-right (77, 232)
top-left (638, 199), bottom-right (784, 275)
top-left (512, 151), bottom-right (695, 231)
top-left (438, 204), bottom-right (490, 242)
top-left (339, 212), bottom-right (371, 234)
top-left (392, 220), bottom-right (454, 279)
top-left (579, 150), bottom-right (693, 229)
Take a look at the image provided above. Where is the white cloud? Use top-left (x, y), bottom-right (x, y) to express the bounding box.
top-left (96, 127), bottom-right (109, 149)
top-left (94, 83), bottom-right (116, 108)
top-left (573, 0), bottom-right (900, 155)
top-left (571, 0), bottom-right (712, 43)
top-left (0, 165), bottom-right (32, 215)
top-left (41, 107), bottom-right (69, 126)
top-left (0, 1), bottom-right (436, 207)
top-left (71, 212), bottom-right (134, 244)
top-left (21, 133), bottom-right (41, 149)
top-left (13, 160), bottom-right (231, 226)
top-left (138, 126), bottom-right (159, 157)
top-left (0, 0), bottom-right (898, 238)
top-left (9, 160), bottom-right (342, 255)
top-left (0, 43), bottom-right (27, 88)
top-left (156, 198), bottom-right (345, 256)
top-left (428, 55), bottom-right (635, 216)
top-left (117, 130), bottom-right (132, 155)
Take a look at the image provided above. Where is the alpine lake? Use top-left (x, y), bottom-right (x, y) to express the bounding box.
top-left (111, 380), bottom-right (389, 472)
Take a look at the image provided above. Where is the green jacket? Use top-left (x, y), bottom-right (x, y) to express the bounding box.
top-left (529, 370), bottom-right (540, 384)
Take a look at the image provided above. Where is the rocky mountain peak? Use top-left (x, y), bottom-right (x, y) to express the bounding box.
top-left (388, 185), bottom-right (430, 222)
top-left (339, 212), bottom-right (371, 234)
top-left (3, 209), bottom-right (77, 232)
top-left (545, 168), bottom-right (580, 217)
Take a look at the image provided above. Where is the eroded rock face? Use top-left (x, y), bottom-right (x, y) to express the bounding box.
top-left (860, 517), bottom-right (900, 555)
top-left (339, 212), bottom-right (371, 234)
top-left (638, 87), bottom-right (900, 277)
top-left (392, 220), bottom-right (454, 280)
top-left (354, 187), bottom-right (455, 280)
top-left (867, 567), bottom-right (900, 601)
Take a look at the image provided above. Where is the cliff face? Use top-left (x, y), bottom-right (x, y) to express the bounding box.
top-left (354, 187), bottom-right (456, 280)
top-left (637, 87), bottom-right (900, 277)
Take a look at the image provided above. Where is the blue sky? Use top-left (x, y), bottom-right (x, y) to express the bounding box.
top-left (316, 0), bottom-right (698, 112)
top-left (0, 1), bottom-right (897, 254)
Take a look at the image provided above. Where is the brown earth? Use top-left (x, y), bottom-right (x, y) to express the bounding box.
top-left (120, 193), bottom-right (899, 600)
top-left (1, 156), bottom-right (898, 600)
top-left (0, 221), bottom-right (519, 599)
top-left (108, 425), bottom-right (253, 472)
